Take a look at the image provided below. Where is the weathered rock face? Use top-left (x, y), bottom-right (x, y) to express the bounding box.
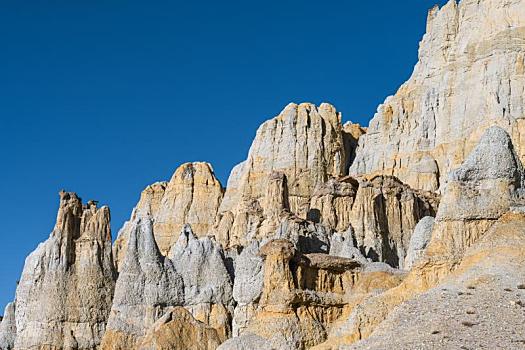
top-left (329, 227), bottom-right (369, 265)
top-left (428, 126), bottom-right (523, 265)
top-left (345, 212), bottom-right (525, 350)
top-left (168, 225), bottom-right (234, 342)
top-left (113, 182), bottom-right (167, 271)
top-left (310, 175), bottom-right (438, 268)
top-left (155, 162), bottom-right (224, 254)
top-left (342, 122), bottom-right (366, 173)
top-left (227, 239), bottom-right (395, 350)
top-left (215, 103), bottom-right (352, 248)
top-left (102, 216), bottom-right (184, 350)
top-left (404, 216), bottom-right (434, 270)
top-left (309, 177), bottom-right (359, 233)
top-left (350, 0), bottom-right (525, 192)
top-left (0, 303), bottom-right (16, 350)
top-left (315, 126), bottom-right (525, 349)
top-left (350, 176), bottom-right (438, 269)
top-left (113, 162), bottom-right (223, 269)
top-left (14, 191), bottom-right (116, 350)
top-left (231, 242), bottom-right (264, 337)
top-left (138, 307), bottom-right (222, 350)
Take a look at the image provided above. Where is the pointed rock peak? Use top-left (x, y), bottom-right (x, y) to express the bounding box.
top-left (54, 190), bottom-right (83, 235)
top-left (282, 102), bottom-right (298, 112)
top-left (180, 223), bottom-right (197, 243)
top-left (127, 216), bottom-right (163, 263)
top-left (53, 190), bottom-right (111, 242)
top-left (170, 161), bottom-right (221, 184)
top-left (153, 161), bottom-right (224, 253)
top-left (14, 191), bottom-right (116, 349)
top-left (168, 224), bottom-right (197, 257)
top-left (450, 126), bottom-right (522, 183)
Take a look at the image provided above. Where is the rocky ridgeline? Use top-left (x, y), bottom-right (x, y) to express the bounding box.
top-left (3, 0), bottom-right (525, 349)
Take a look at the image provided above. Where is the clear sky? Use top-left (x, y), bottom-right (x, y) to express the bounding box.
top-left (0, 0), bottom-right (449, 310)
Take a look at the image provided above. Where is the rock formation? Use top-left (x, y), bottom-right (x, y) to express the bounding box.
top-left (154, 162), bottom-right (224, 253)
top-left (4, 1), bottom-right (525, 349)
top-left (102, 216), bottom-right (184, 349)
top-left (404, 216), bottom-right (434, 270)
top-left (138, 307), bottom-right (222, 350)
top-left (113, 181), bottom-right (167, 271)
top-left (113, 162), bottom-right (223, 269)
top-left (350, 0), bottom-right (525, 192)
top-left (13, 191), bottom-right (116, 350)
top-left (231, 242), bottom-right (264, 337)
top-left (314, 125), bottom-right (525, 349)
top-left (221, 239), bottom-right (404, 349)
top-left (344, 211), bottom-right (525, 350)
top-left (0, 303), bottom-right (15, 350)
top-left (168, 225), bottom-right (234, 342)
top-left (215, 103), bottom-right (353, 248)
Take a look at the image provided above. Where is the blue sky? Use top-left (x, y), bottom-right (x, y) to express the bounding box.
top-left (0, 0), bottom-right (448, 309)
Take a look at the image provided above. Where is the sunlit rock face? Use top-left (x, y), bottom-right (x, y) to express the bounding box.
top-left (113, 181), bottom-right (168, 271)
top-left (5, 1), bottom-right (525, 349)
top-left (314, 125), bottom-right (525, 350)
top-left (113, 162), bottom-right (224, 270)
top-left (351, 0), bottom-right (525, 192)
top-left (102, 216), bottom-right (185, 349)
top-left (214, 103), bottom-right (353, 248)
top-left (14, 191), bottom-right (116, 350)
top-left (0, 302), bottom-right (16, 350)
top-left (168, 225), bottom-right (234, 343)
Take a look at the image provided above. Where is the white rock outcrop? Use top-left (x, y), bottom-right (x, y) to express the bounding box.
top-left (102, 216), bottom-right (184, 349)
top-left (169, 225), bottom-right (234, 341)
top-left (404, 216), bottom-right (435, 270)
top-left (14, 192), bottom-right (116, 350)
top-left (350, 0), bottom-right (525, 192)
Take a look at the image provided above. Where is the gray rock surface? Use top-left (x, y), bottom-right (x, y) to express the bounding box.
top-left (14, 191), bottom-right (116, 350)
top-left (274, 215), bottom-right (332, 254)
top-left (169, 225), bottom-right (233, 308)
top-left (438, 126), bottom-right (523, 221)
top-left (0, 302), bottom-right (16, 350)
top-left (169, 224), bottom-right (234, 341)
top-left (329, 226), bottom-right (368, 265)
top-left (232, 242), bottom-right (264, 336)
top-left (232, 242), bottom-right (264, 305)
top-left (113, 181), bottom-right (167, 271)
top-left (217, 332), bottom-right (273, 350)
top-left (102, 216), bottom-right (184, 348)
top-left (404, 216), bottom-right (435, 270)
top-left (350, 0), bottom-right (525, 192)
top-left (450, 126), bottom-right (522, 183)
